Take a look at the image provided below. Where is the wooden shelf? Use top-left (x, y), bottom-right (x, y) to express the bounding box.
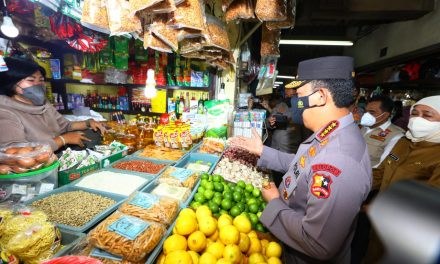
top-left (360, 79), bottom-right (440, 90)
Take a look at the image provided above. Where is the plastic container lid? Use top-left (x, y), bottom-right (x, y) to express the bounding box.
top-left (0, 161), bottom-right (59, 179)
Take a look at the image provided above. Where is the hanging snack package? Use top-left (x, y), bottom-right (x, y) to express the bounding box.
top-left (88, 211), bottom-right (166, 262)
top-left (222, 0), bottom-right (235, 11)
top-left (175, 0), bottom-right (185, 5)
top-left (81, 0), bottom-right (110, 34)
top-left (177, 28), bottom-right (205, 42)
top-left (255, 0), bottom-right (287, 22)
top-left (168, 0), bottom-right (206, 31)
top-left (267, 0), bottom-right (295, 29)
top-left (119, 192), bottom-right (179, 226)
top-left (261, 23), bottom-right (281, 58)
top-left (107, 0), bottom-right (141, 36)
top-left (144, 29), bottom-right (173, 53)
top-left (180, 37), bottom-right (204, 54)
top-left (205, 99), bottom-right (231, 138)
top-left (205, 15), bottom-right (231, 52)
top-left (150, 15), bottom-right (179, 51)
top-left (225, 0), bottom-right (254, 23)
top-left (129, 0), bottom-right (162, 16)
top-left (146, 0), bottom-right (176, 13)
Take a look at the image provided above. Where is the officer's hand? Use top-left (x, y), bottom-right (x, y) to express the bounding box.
top-left (63, 132), bottom-right (91, 148)
top-left (229, 128), bottom-right (263, 156)
top-left (262, 182), bottom-right (280, 202)
top-left (90, 120), bottom-right (107, 134)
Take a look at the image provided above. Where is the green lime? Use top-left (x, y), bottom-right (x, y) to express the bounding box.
top-left (208, 201), bottom-right (219, 213)
top-left (201, 179), bottom-right (208, 188)
top-left (241, 212), bottom-right (250, 219)
top-left (213, 212), bottom-right (221, 218)
top-left (220, 209), bottom-right (229, 216)
top-left (229, 185), bottom-right (235, 192)
top-left (247, 198), bottom-right (257, 206)
top-left (249, 213), bottom-right (259, 225)
top-left (252, 188), bottom-right (261, 197)
top-left (223, 192), bottom-right (233, 201)
top-left (221, 199), bottom-right (232, 210)
top-left (244, 192), bottom-right (252, 199)
top-left (223, 185), bottom-right (230, 193)
top-left (201, 174), bottom-right (209, 180)
top-left (214, 182), bottom-right (224, 192)
top-left (213, 196), bottom-right (222, 206)
top-left (255, 223), bottom-right (266, 232)
top-left (234, 187), bottom-right (243, 194)
top-left (214, 192), bottom-right (223, 199)
top-left (230, 206), bottom-right (241, 217)
top-left (237, 180), bottom-right (246, 189)
top-left (260, 203), bottom-right (266, 211)
top-left (213, 175), bottom-right (222, 182)
top-left (233, 192), bottom-right (242, 202)
top-left (197, 186), bottom-right (206, 194)
top-left (205, 182), bottom-right (214, 190)
top-left (245, 183), bottom-right (254, 193)
top-left (204, 189), bottom-right (214, 200)
top-left (249, 203), bottom-right (259, 214)
top-left (208, 175), bottom-right (213, 181)
top-left (244, 204), bottom-right (249, 213)
top-left (191, 201), bottom-right (202, 210)
top-left (257, 212), bottom-right (262, 218)
top-left (194, 193), bottom-right (206, 203)
top-left (236, 203), bottom-right (245, 212)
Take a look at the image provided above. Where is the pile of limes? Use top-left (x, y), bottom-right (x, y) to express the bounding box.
top-left (190, 174), bottom-right (266, 232)
top-left (158, 207), bottom-right (283, 264)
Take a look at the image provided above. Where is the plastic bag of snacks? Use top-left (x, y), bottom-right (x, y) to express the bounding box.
top-left (6, 222), bottom-right (62, 264)
top-left (255, 0), bottom-right (287, 22)
top-left (143, 29), bottom-right (173, 53)
top-left (58, 148), bottom-right (92, 171)
top-left (199, 137), bottom-right (226, 155)
top-left (81, 0), bottom-right (110, 34)
top-left (150, 15), bottom-right (179, 51)
top-left (88, 211), bottom-right (166, 262)
top-left (129, 0), bottom-right (162, 16)
top-left (158, 167), bottom-right (199, 189)
top-left (177, 28), bottom-right (206, 42)
top-left (222, 0), bottom-right (235, 11)
top-left (151, 184), bottom-right (191, 203)
top-left (0, 143), bottom-right (56, 175)
top-left (205, 15), bottom-right (231, 52)
top-left (42, 256), bottom-right (103, 264)
top-left (267, 0), bottom-right (295, 29)
top-left (225, 0), bottom-right (254, 24)
top-left (119, 192), bottom-right (179, 226)
top-left (146, 0), bottom-right (176, 13)
top-left (261, 23), bottom-right (281, 58)
top-left (107, 0), bottom-right (141, 36)
top-left (168, 0), bottom-right (206, 31)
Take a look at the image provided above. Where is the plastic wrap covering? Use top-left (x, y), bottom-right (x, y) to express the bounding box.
top-left (150, 15), bottom-right (179, 51)
top-left (143, 29), bottom-right (173, 53)
top-left (261, 23), bottom-right (280, 58)
top-left (225, 0), bottom-right (254, 24)
top-left (267, 0), bottom-right (295, 29)
top-left (129, 0), bottom-right (162, 16)
top-left (205, 14), bottom-right (231, 52)
top-left (168, 0), bottom-right (206, 31)
top-left (255, 0), bottom-right (287, 22)
top-left (81, 0), bottom-right (110, 34)
top-left (107, 0), bottom-right (141, 36)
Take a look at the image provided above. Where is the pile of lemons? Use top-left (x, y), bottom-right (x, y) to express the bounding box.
top-left (157, 206), bottom-right (283, 264)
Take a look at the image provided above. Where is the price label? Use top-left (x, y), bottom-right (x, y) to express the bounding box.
top-left (129, 193), bottom-right (159, 209)
top-left (108, 216), bottom-right (149, 240)
top-left (170, 168), bottom-right (194, 181)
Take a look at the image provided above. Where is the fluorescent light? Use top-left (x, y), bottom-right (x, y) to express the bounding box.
top-left (277, 75), bottom-right (296, 79)
top-left (274, 81), bottom-right (283, 84)
top-left (279, 40), bottom-right (353, 46)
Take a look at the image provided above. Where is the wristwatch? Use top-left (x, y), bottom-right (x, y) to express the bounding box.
top-left (85, 119), bottom-right (91, 128)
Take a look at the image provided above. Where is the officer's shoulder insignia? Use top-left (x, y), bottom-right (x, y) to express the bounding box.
top-left (388, 153), bottom-right (399, 161)
top-left (284, 176), bottom-right (292, 188)
top-left (311, 163), bottom-right (341, 176)
top-left (311, 174), bottom-right (333, 199)
top-left (317, 121), bottom-right (339, 141)
top-left (378, 129), bottom-right (391, 138)
top-left (320, 139), bottom-right (329, 147)
top-left (308, 146), bottom-right (316, 157)
top-left (370, 135), bottom-right (386, 142)
top-left (300, 155), bottom-right (306, 168)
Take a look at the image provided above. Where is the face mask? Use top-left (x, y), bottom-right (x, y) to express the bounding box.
top-left (407, 117), bottom-right (440, 139)
top-left (290, 92), bottom-right (315, 125)
top-left (360, 112), bottom-right (386, 127)
top-left (20, 85), bottom-right (46, 106)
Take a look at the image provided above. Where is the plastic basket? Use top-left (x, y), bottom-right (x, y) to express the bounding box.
top-left (174, 153), bottom-right (220, 174)
top-left (54, 229), bottom-right (86, 257)
top-left (107, 156), bottom-right (170, 178)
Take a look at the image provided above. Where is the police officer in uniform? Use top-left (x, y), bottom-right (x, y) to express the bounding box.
top-left (231, 56), bottom-right (372, 264)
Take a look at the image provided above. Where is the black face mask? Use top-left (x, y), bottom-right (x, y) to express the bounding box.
top-left (20, 85), bottom-right (47, 106)
top-left (290, 92), bottom-right (316, 125)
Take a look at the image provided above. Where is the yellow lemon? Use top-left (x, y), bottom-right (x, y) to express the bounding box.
top-left (247, 231), bottom-right (258, 239)
top-left (248, 253), bottom-right (266, 264)
top-left (164, 250), bottom-right (193, 264)
top-left (238, 233), bottom-right (250, 253)
top-left (199, 252), bottom-right (217, 264)
top-left (172, 226), bottom-right (178, 235)
top-left (266, 257), bottom-right (282, 264)
top-left (188, 231), bottom-right (207, 253)
top-left (219, 225), bottom-right (240, 245)
top-left (175, 215), bottom-right (198, 236)
top-left (163, 234), bottom-right (187, 255)
top-left (265, 242), bottom-right (282, 258)
top-left (206, 238), bottom-right (215, 248)
top-left (196, 206), bottom-right (212, 219)
top-left (206, 241), bottom-right (225, 259)
top-left (216, 258), bottom-right (233, 264)
top-left (180, 208), bottom-right (197, 219)
top-left (260, 239), bottom-right (269, 256)
top-left (247, 238), bottom-right (262, 255)
top-left (156, 253), bottom-right (166, 264)
top-left (199, 216), bottom-right (217, 236)
top-left (218, 214), bottom-right (233, 229)
top-left (233, 215), bottom-right (252, 234)
top-left (188, 251), bottom-right (200, 264)
top-left (223, 244), bottom-right (242, 264)
top-left (209, 230), bottom-right (219, 241)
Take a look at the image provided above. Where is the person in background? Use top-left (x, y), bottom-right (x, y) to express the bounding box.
top-left (360, 95), bottom-right (404, 168)
top-left (364, 95), bottom-right (440, 263)
top-left (391, 100), bottom-right (403, 124)
top-left (230, 56), bottom-right (371, 263)
top-left (0, 57), bottom-right (106, 151)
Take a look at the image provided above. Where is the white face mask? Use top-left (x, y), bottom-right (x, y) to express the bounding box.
top-left (407, 117), bottom-right (440, 139)
top-left (360, 112), bottom-right (385, 127)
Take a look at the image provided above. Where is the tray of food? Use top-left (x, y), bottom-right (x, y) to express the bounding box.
top-left (134, 145), bottom-right (188, 163)
top-left (108, 157), bottom-right (169, 178)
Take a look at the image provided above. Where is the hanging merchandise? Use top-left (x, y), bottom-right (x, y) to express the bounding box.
top-left (50, 13), bottom-right (82, 39)
top-left (256, 59), bottom-right (277, 96)
top-left (205, 15), bottom-right (231, 52)
top-left (255, 0), bottom-right (287, 22)
top-left (107, 0), bottom-right (142, 36)
top-left (150, 15), bottom-right (179, 51)
top-left (177, 28), bottom-right (206, 42)
top-left (129, 0), bottom-right (162, 16)
top-left (134, 40), bottom-right (148, 61)
top-left (168, 0), bottom-right (206, 31)
top-left (145, 0), bottom-right (176, 13)
top-left (221, 0), bottom-right (235, 11)
top-left (267, 0), bottom-right (295, 29)
top-left (66, 31), bottom-right (109, 53)
top-left (175, 54), bottom-right (183, 86)
top-left (143, 29), bottom-right (173, 53)
top-left (225, 0), bottom-right (255, 24)
top-left (261, 23), bottom-right (281, 58)
top-left (112, 36), bottom-right (129, 70)
top-left (7, 0), bottom-right (34, 14)
top-left (81, 0), bottom-right (110, 34)
top-left (60, 0), bottom-right (83, 21)
top-left (99, 42), bottom-right (114, 68)
top-left (205, 99), bottom-right (231, 138)
top-left (34, 5), bottom-right (51, 28)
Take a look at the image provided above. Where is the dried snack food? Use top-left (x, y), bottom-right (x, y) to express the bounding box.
top-left (169, 0), bottom-right (206, 31)
top-left (129, 0), bottom-right (162, 16)
top-left (158, 167), bottom-right (199, 189)
top-left (119, 192), bottom-right (179, 225)
top-left (267, 0), bottom-right (295, 29)
top-left (151, 183), bottom-right (191, 202)
top-left (205, 15), bottom-right (231, 52)
top-left (199, 137), bottom-right (226, 155)
top-left (145, 0), bottom-right (176, 13)
top-left (261, 24), bottom-right (281, 58)
top-left (112, 160), bottom-right (166, 174)
top-left (225, 0), bottom-right (254, 23)
top-left (81, 0), bottom-right (110, 33)
top-left (107, 0), bottom-right (142, 35)
top-left (177, 28), bottom-right (205, 42)
top-left (222, 0), bottom-right (235, 11)
top-left (0, 210), bottom-right (48, 247)
top-left (150, 16), bottom-right (179, 51)
top-left (31, 191), bottom-right (116, 227)
top-left (143, 29), bottom-right (173, 53)
top-left (89, 211), bottom-right (166, 262)
top-left (255, 0), bottom-right (287, 22)
top-left (180, 37), bottom-right (204, 54)
top-left (138, 145), bottom-right (185, 161)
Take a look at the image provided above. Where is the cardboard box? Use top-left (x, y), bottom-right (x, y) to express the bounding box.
top-left (99, 149), bottom-right (128, 168)
top-left (58, 163), bottom-right (100, 187)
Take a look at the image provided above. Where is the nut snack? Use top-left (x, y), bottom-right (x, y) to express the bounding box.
top-left (261, 23), bottom-right (281, 58)
top-left (138, 145), bottom-right (185, 161)
top-left (129, 0), bottom-right (163, 16)
top-left (143, 29), bottom-right (173, 53)
top-left (267, 0), bottom-right (295, 29)
top-left (81, 0), bottom-right (110, 33)
top-left (89, 211), bottom-right (166, 262)
top-left (150, 15), bottom-right (179, 51)
top-left (255, 0), bottom-right (287, 22)
top-left (222, 0), bottom-right (235, 11)
top-left (119, 192), bottom-right (179, 226)
top-left (31, 191), bottom-right (116, 227)
top-left (169, 0), bottom-right (206, 31)
top-left (158, 167), bottom-right (199, 189)
top-left (107, 0), bottom-right (142, 35)
top-left (205, 15), bottom-right (231, 52)
top-left (112, 160), bottom-right (166, 174)
top-left (145, 0), bottom-right (176, 13)
top-left (225, 0), bottom-right (254, 23)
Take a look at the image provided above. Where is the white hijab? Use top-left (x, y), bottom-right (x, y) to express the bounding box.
top-left (406, 96), bottom-right (440, 143)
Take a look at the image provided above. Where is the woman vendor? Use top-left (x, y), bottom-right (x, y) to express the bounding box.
top-left (0, 57), bottom-right (105, 151)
